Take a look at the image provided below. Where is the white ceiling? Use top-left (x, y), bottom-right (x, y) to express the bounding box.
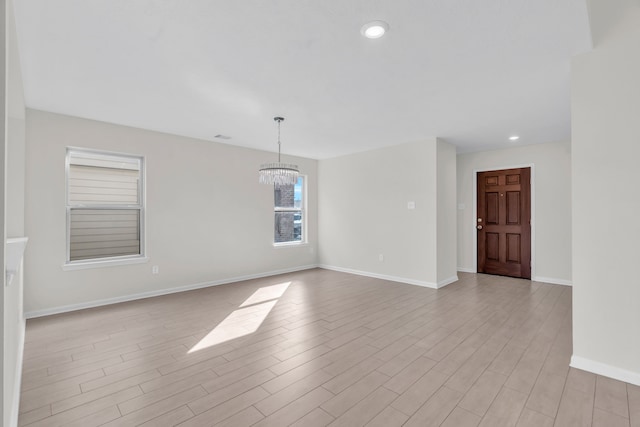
top-left (13, 0), bottom-right (592, 159)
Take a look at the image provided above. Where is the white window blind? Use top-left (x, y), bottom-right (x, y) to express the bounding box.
top-left (66, 149), bottom-right (144, 263)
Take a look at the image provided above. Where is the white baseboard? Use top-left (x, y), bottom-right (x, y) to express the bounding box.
top-left (571, 355), bottom-right (640, 386)
top-left (10, 316), bottom-right (26, 427)
top-left (318, 264), bottom-right (453, 289)
top-left (25, 264), bottom-right (318, 319)
top-left (437, 275), bottom-right (459, 288)
top-left (457, 268), bottom-right (571, 287)
top-left (532, 276), bottom-right (573, 286)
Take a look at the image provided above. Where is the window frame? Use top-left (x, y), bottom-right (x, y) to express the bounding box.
top-left (273, 175), bottom-right (307, 247)
top-left (64, 147), bottom-right (147, 269)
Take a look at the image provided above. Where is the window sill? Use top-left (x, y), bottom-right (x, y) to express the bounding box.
top-left (62, 256), bottom-right (149, 271)
top-left (273, 242), bottom-right (308, 249)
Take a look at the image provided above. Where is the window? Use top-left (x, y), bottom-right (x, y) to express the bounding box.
top-left (66, 148), bottom-right (144, 265)
top-left (274, 177), bottom-right (304, 244)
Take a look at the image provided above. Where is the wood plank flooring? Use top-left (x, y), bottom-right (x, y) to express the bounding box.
top-left (18, 269), bottom-right (640, 426)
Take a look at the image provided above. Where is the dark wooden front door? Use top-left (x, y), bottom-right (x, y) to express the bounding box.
top-left (477, 167), bottom-right (531, 279)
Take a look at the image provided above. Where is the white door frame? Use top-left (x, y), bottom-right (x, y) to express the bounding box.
top-left (472, 163), bottom-right (535, 278)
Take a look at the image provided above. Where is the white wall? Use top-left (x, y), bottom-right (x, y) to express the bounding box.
top-left (24, 110), bottom-right (318, 315)
top-left (570, 0), bottom-right (640, 385)
top-left (436, 139), bottom-right (457, 284)
top-left (456, 141), bottom-right (572, 285)
top-left (3, 0), bottom-right (26, 425)
top-left (0, 0), bottom-right (6, 421)
top-left (318, 139), bottom-right (457, 288)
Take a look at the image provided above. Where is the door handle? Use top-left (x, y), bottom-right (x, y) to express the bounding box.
top-left (477, 225), bottom-right (483, 230)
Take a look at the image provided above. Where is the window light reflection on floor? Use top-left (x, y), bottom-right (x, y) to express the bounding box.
top-left (188, 281), bottom-right (291, 353)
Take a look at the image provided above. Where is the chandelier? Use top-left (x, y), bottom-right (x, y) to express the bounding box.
top-left (259, 116), bottom-right (299, 186)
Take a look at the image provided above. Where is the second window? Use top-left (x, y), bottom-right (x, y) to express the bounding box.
top-left (274, 177), bottom-right (304, 244)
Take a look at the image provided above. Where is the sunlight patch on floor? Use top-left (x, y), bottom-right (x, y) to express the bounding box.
top-left (188, 281), bottom-right (291, 353)
top-left (240, 281), bottom-right (291, 307)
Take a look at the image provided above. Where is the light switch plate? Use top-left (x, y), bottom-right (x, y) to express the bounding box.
top-left (407, 201), bottom-right (415, 209)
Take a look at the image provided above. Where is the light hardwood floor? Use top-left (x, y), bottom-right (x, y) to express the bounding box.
top-left (18, 269), bottom-right (640, 426)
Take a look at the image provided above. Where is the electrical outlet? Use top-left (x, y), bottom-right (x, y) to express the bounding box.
top-left (379, 254), bottom-right (384, 262)
top-left (152, 265), bottom-right (159, 274)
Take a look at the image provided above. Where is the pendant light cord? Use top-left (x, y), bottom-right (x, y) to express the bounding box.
top-left (275, 116), bottom-right (284, 162)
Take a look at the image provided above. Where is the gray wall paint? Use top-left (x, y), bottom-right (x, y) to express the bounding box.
top-left (24, 110), bottom-right (318, 314)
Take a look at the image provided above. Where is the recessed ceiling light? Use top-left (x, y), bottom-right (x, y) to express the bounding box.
top-left (509, 136), bottom-right (520, 141)
top-left (361, 21), bottom-right (389, 39)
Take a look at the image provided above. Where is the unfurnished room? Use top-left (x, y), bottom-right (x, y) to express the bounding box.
top-left (1, 0), bottom-right (640, 426)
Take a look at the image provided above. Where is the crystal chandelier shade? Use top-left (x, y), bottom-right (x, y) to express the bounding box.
top-left (259, 117), bottom-right (299, 186)
top-left (258, 163), bottom-right (299, 186)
